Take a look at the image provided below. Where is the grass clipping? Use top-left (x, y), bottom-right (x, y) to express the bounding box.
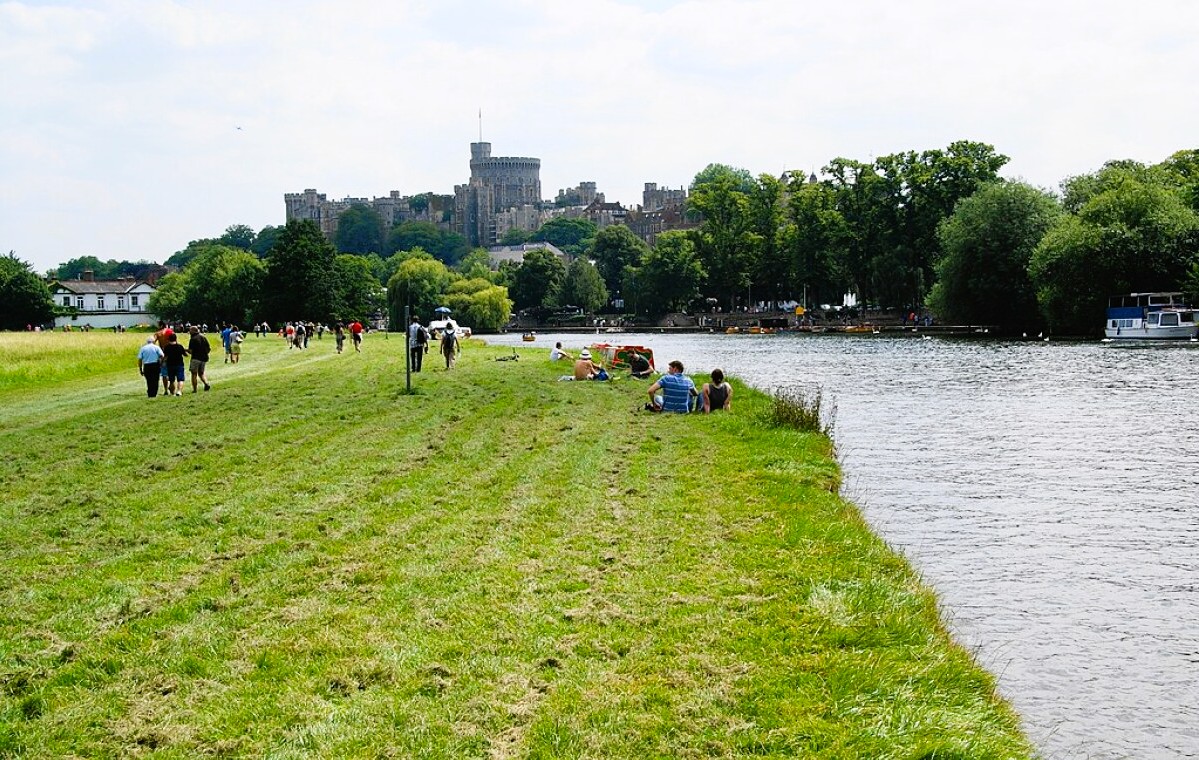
top-left (0, 331), bottom-right (1032, 759)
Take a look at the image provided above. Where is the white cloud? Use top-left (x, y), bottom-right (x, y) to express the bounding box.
top-left (2, 0), bottom-right (1197, 272)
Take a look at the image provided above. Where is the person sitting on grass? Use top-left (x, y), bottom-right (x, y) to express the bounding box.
top-left (573, 349), bottom-right (604, 380)
top-left (550, 342), bottom-right (573, 361)
top-left (702, 367), bottom-right (732, 412)
top-left (627, 350), bottom-right (652, 379)
top-left (646, 359), bottom-right (695, 413)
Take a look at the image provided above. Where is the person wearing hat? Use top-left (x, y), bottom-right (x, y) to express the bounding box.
top-left (136, 336), bottom-right (165, 398)
top-left (573, 348), bottom-right (603, 380)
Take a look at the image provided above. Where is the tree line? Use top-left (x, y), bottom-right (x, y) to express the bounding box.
top-left (6, 143), bottom-right (1197, 335)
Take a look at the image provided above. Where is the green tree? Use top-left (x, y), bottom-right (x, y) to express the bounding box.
top-left (530, 217), bottom-right (598, 257)
top-left (638, 231), bottom-right (705, 314)
top-left (387, 221), bottom-right (469, 265)
top-left (386, 253), bottom-right (453, 327)
top-left (52, 255), bottom-right (117, 280)
top-left (219, 224), bottom-right (257, 250)
top-left (589, 225), bottom-right (649, 296)
top-left (251, 225), bottom-right (281, 257)
top-left (182, 244), bottom-right (266, 324)
top-left (456, 248), bottom-right (495, 281)
top-left (509, 247), bottom-right (566, 310)
top-left (782, 177), bottom-right (848, 308)
top-left (165, 239), bottom-right (221, 269)
top-left (691, 163), bottom-right (756, 194)
top-left (747, 173), bottom-right (785, 303)
top-left (0, 253), bottom-right (56, 329)
top-left (332, 254), bottom-right (384, 322)
top-left (688, 166), bottom-right (757, 308)
top-left (559, 258), bottom-right (608, 313)
top-left (335, 204), bottom-right (386, 255)
top-left (927, 182), bottom-right (1061, 332)
top-left (442, 278), bottom-right (512, 332)
top-left (500, 227), bottom-right (530, 245)
top-left (1029, 165), bottom-right (1199, 333)
top-left (146, 271), bottom-right (189, 323)
top-left (262, 219), bottom-right (337, 323)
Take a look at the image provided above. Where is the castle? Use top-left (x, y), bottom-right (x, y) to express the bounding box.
top-left (284, 141), bottom-right (693, 252)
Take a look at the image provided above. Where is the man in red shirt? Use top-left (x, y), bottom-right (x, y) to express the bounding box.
top-left (349, 320), bottom-right (364, 353)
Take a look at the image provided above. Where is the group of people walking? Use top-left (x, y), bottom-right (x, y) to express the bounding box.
top-left (407, 316), bottom-right (460, 371)
top-left (136, 321), bottom-right (221, 398)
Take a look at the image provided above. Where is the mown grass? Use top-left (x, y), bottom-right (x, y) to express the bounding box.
top-left (0, 331), bottom-right (1033, 758)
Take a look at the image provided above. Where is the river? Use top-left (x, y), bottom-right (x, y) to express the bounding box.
top-left (487, 331), bottom-right (1199, 760)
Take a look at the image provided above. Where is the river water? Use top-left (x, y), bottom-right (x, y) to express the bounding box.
top-left (488, 331), bottom-right (1199, 760)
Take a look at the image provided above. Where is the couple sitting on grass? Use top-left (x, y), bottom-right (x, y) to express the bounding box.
top-left (646, 361), bottom-right (732, 414)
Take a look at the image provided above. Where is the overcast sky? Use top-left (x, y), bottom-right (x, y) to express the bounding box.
top-left (2, 0), bottom-right (1197, 273)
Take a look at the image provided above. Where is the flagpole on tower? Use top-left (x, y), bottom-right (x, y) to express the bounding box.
top-left (478, 108), bottom-right (482, 142)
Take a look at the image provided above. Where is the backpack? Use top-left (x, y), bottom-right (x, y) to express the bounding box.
top-left (417, 326), bottom-right (429, 344)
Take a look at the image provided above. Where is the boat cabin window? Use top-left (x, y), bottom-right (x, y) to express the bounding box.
top-left (1147, 313), bottom-right (1160, 326)
top-left (1159, 313), bottom-right (1180, 327)
top-left (1181, 312), bottom-right (1195, 323)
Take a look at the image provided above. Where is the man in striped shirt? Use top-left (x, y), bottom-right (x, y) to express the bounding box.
top-left (647, 360), bottom-right (695, 413)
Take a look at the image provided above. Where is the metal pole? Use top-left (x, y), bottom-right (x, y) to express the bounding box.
top-left (404, 304), bottom-right (411, 393)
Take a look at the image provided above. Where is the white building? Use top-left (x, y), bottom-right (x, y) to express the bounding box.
top-left (50, 272), bottom-right (157, 329)
top-left (485, 242), bottom-right (569, 268)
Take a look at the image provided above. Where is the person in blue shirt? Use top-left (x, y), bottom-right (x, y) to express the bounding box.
top-left (136, 337), bottom-right (165, 398)
top-left (647, 360), bottom-right (695, 413)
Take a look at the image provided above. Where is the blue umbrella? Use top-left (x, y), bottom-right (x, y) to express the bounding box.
top-left (434, 306), bottom-right (452, 315)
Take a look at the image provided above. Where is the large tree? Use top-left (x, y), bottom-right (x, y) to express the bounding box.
top-left (442, 278), bottom-right (512, 332)
top-left (927, 182), bottom-right (1061, 332)
top-left (146, 272), bottom-right (188, 323)
top-left (0, 253), bottom-right (55, 329)
top-left (331, 254), bottom-right (384, 322)
top-left (183, 244), bottom-right (266, 324)
top-left (589, 224), bottom-right (649, 297)
top-left (637, 231), bottom-right (705, 315)
top-left (262, 219), bottom-right (337, 323)
top-left (1030, 163), bottom-right (1199, 333)
top-left (387, 221), bottom-right (469, 265)
top-left (782, 177), bottom-right (848, 308)
top-left (385, 253), bottom-right (454, 327)
top-left (219, 224), bottom-right (257, 250)
top-left (530, 217), bottom-right (597, 257)
top-left (335, 204), bottom-right (386, 255)
top-left (688, 165), bottom-right (758, 308)
top-left (251, 225), bottom-right (281, 258)
top-left (559, 258), bottom-right (608, 314)
top-left (509, 247), bottom-right (566, 310)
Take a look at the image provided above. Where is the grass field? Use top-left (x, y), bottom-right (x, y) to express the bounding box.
top-left (0, 331), bottom-right (1033, 758)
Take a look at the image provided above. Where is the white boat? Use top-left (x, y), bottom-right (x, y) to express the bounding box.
top-left (1105, 292), bottom-right (1198, 340)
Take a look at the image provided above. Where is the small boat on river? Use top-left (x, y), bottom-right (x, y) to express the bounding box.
top-left (1104, 292), bottom-right (1199, 340)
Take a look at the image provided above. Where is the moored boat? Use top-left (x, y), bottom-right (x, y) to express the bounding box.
top-left (590, 343), bottom-right (655, 371)
top-left (1105, 292), bottom-right (1198, 340)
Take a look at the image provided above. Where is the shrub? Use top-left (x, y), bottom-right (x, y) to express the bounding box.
top-left (765, 386), bottom-right (836, 439)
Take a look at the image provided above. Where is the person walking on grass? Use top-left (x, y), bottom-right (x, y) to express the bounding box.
top-left (137, 336), bottom-right (165, 398)
top-left (408, 316), bottom-right (428, 372)
top-left (334, 322), bottom-right (346, 354)
top-left (228, 325), bottom-right (244, 363)
top-left (162, 333), bottom-right (189, 396)
top-left (440, 321), bottom-right (458, 369)
top-left (188, 325), bottom-right (212, 392)
top-left (220, 323), bottom-right (234, 363)
top-left (349, 319), bottom-right (364, 352)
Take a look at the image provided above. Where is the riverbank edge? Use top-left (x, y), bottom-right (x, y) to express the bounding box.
top-left (0, 333), bottom-right (1034, 757)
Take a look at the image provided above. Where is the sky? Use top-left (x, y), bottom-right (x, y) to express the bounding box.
top-left (2, 0), bottom-right (1197, 274)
